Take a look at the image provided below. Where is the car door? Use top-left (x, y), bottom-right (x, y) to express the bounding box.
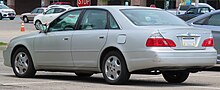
top-left (34, 10), bottom-right (83, 68)
top-left (71, 9), bottom-right (108, 68)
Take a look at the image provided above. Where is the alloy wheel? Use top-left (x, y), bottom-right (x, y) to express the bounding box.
top-left (14, 52), bottom-right (29, 74)
top-left (105, 56), bottom-right (121, 81)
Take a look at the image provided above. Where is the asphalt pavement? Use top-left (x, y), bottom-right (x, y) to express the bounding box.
top-left (0, 16), bottom-right (37, 43)
top-left (1, 16), bottom-right (220, 90)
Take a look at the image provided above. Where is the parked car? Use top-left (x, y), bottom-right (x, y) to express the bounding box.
top-left (34, 6), bottom-right (74, 30)
top-left (187, 10), bottom-right (220, 64)
top-left (20, 7), bottom-right (47, 23)
top-left (174, 3), bottom-right (215, 15)
top-left (3, 6), bottom-right (216, 85)
top-left (177, 7), bottom-right (211, 21)
top-left (51, 2), bottom-right (71, 5)
top-left (0, 4), bottom-right (16, 20)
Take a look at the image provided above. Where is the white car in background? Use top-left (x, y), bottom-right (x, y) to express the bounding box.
top-left (167, 3), bottom-right (215, 15)
top-left (176, 3), bottom-right (215, 15)
top-left (34, 5), bottom-right (74, 30)
top-left (0, 4), bottom-right (16, 20)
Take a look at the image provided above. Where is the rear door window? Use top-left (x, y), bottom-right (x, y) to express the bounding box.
top-left (79, 10), bottom-right (108, 30)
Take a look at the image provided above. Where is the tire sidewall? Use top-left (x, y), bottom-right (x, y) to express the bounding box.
top-left (102, 51), bottom-right (130, 84)
top-left (23, 16), bottom-right (28, 23)
top-left (35, 20), bottom-right (42, 30)
top-left (12, 47), bottom-right (36, 77)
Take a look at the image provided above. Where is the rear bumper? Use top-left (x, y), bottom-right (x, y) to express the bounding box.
top-left (124, 47), bottom-right (217, 72)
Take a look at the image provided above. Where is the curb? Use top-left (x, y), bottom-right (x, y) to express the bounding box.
top-left (0, 46), bottom-right (6, 50)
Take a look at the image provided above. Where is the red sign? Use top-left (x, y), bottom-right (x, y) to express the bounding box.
top-left (77, 0), bottom-right (91, 7)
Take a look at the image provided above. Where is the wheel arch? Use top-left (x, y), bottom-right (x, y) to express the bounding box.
top-left (23, 15), bottom-right (27, 18)
top-left (34, 19), bottom-right (41, 25)
top-left (11, 45), bottom-right (32, 67)
top-left (99, 46), bottom-right (128, 72)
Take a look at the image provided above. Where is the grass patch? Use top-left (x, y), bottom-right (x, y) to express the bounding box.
top-left (0, 42), bottom-right (7, 46)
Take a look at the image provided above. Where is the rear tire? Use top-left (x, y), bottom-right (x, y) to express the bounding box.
top-left (162, 71), bottom-right (189, 83)
top-left (102, 51), bottom-right (130, 84)
top-left (12, 47), bottom-right (36, 78)
top-left (23, 16), bottom-right (29, 23)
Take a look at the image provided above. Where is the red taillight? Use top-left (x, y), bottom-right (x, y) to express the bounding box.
top-left (202, 38), bottom-right (214, 47)
top-left (146, 38), bottom-right (176, 47)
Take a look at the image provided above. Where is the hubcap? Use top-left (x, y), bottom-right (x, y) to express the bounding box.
top-left (35, 21), bottom-right (41, 29)
top-left (105, 56), bottom-right (121, 80)
top-left (14, 52), bottom-right (29, 74)
top-left (24, 17), bottom-right (28, 22)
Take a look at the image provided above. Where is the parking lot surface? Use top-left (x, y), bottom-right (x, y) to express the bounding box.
top-left (1, 16), bottom-right (220, 90)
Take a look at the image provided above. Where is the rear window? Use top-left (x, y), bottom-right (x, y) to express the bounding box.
top-left (121, 9), bottom-right (187, 26)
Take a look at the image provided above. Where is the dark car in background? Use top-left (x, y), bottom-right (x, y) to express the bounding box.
top-left (177, 7), bottom-right (211, 21)
top-left (20, 7), bottom-right (47, 23)
top-left (187, 10), bottom-right (220, 63)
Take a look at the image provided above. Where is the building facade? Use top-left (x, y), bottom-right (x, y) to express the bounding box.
top-left (3, 0), bottom-right (220, 14)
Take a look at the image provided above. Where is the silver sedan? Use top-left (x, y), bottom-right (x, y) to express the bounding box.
top-left (187, 10), bottom-right (220, 64)
top-left (3, 6), bottom-right (217, 85)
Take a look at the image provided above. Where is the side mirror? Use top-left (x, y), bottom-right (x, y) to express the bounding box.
top-left (38, 24), bottom-right (48, 33)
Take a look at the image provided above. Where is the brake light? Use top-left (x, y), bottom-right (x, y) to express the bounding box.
top-left (146, 38), bottom-right (176, 47)
top-left (202, 38), bottom-right (214, 47)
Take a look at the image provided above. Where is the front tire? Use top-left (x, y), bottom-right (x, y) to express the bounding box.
top-left (162, 71), bottom-right (189, 83)
top-left (102, 51), bottom-right (130, 84)
top-left (12, 47), bottom-right (36, 78)
top-left (35, 20), bottom-right (42, 30)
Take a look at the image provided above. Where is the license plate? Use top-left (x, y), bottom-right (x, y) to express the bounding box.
top-left (182, 37), bottom-right (195, 47)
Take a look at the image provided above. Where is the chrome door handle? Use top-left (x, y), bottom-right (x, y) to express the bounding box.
top-left (63, 37), bottom-right (69, 40)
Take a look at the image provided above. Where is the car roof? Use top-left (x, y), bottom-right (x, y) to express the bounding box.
top-left (75, 6), bottom-right (161, 10)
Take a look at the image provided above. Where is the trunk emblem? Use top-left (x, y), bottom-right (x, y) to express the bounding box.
top-left (186, 32), bottom-right (191, 36)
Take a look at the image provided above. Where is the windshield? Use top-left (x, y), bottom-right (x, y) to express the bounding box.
top-left (121, 9), bottom-right (187, 26)
top-left (0, 4), bottom-right (9, 9)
